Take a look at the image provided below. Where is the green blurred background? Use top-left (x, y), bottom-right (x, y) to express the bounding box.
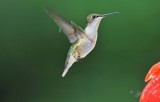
top-left (0, 0), bottom-right (160, 102)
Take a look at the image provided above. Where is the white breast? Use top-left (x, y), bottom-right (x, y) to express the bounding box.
top-left (79, 17), bottom-right (103, 58)
top-left (85, 17), bottom-right (102, 42)
top-left (78, 39), bottom-right (95, 58)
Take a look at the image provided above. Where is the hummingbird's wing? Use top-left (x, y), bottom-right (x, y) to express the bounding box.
top-left (45, 6), bottom-right (86, 44)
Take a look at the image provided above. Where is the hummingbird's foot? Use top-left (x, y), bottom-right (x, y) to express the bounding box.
top-left (77, 56), bottom-right (84, 62)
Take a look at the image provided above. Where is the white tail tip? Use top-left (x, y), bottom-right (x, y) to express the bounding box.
top-left (62, 69), bottom-right (68, 77)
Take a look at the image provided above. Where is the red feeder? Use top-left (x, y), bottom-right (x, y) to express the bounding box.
top-left (140, 62), bottom-right (160, 102)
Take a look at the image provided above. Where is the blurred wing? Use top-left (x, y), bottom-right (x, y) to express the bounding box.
top-left (45, 6), bottom-right (85, 43)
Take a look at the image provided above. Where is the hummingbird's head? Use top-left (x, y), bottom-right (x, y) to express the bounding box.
top-left (86, 14), bottom-right (102, 24)
top-left (86, 12), bottom-right (119, 24)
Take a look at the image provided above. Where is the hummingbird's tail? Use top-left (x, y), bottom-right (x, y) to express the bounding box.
top-left (62, 53), bottom-right (77, 77)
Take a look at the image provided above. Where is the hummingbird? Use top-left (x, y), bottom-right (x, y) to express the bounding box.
top-left (45, 7), bottom-right (119, 77)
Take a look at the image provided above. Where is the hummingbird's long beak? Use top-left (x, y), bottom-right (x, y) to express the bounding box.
top-left (101, 12), bottom-right (120, 17)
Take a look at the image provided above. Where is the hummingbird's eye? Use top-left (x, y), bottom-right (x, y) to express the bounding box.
top-left (92, 15), bottom-right (96, 19)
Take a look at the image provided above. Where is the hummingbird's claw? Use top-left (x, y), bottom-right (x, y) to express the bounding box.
top-left (77, 56), bottom-right (84, 62)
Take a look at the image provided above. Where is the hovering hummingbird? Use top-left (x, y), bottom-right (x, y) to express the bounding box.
top-left (45, 7), bottom-right (119, 77)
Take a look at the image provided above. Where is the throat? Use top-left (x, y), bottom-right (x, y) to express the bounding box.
top-left (85, 24), bottom-right (98, 42)
top-left (85, 17), bottom-right (102, 42)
